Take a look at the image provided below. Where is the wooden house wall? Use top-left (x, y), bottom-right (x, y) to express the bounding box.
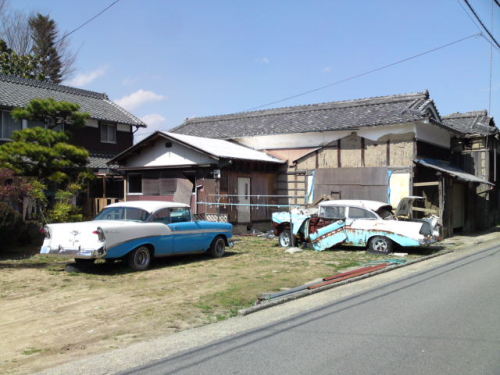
top-left (70, 124), bottom-right (133, 154)
top-left (221, 161), bottom-right (279, 223)
top-left (280, 132), bottom-right (415, 204)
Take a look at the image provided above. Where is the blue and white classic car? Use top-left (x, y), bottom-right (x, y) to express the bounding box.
top-left (272, 199), bottom-right (440, 254)
top-left (40, 201), bottom-right (233, 270)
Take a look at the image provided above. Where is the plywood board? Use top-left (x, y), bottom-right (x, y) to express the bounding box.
top-left (389, 172), bottom-right (410, 207)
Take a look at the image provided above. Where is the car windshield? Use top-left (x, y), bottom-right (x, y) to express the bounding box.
top-left (94, 207), bottom-right (150, 222)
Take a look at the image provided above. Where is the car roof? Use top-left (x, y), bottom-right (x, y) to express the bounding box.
top-left (319, 200), bottom-right (391, 211)
top-left (105, 200), bottom-right (190, 213)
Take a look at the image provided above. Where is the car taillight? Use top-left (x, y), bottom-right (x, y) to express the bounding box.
top-left (92, 228), bottom-right (105, 241)
top-left (40, 226), bottom-right (50, 239)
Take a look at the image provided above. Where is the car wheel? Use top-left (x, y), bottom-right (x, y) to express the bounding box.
top-left (127, 246), bottom-right (151, 271)
top-left (279, 230), bottom-right (292, 248)
top-left (209, 236), bottom-right (226, 258)
top-left (368, 236), bottom-right (393, 255)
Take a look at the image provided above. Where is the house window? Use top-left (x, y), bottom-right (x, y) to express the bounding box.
top-left (128, 174), bottom-right (142, 194)
top-left (100, 122), bottom-right (117, 144)
top-left (27, 119), bottom-right (47, 129)
top-left (0, 111), bottom-right (22, 139)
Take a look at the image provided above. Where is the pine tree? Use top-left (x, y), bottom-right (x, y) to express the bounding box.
top-left (29, 13), bottom-right (63, 84)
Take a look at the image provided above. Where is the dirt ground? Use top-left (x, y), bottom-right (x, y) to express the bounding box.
top-left (0, 236), bottom-right (435, 375)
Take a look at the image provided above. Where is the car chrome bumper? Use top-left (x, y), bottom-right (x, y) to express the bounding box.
top-left (41, 246), bottom-right (106, 259)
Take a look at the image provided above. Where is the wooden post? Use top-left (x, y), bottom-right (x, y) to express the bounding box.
top-left (437, 172), bottom-right (444, 227)
top-left (102, 175), bottom-right (107, 198)
top-left (123, 175), bottom-right (128, 202)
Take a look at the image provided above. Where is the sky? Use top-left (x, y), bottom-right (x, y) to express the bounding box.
top-left (9, 0), bottom-right (500, 142)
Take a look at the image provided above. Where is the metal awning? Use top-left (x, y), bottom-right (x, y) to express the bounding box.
top-left (414, 158), bottom-right (494, 186)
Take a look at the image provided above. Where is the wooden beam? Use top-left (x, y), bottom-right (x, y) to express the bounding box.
top-left (413, 181), bottom-right (440, 187)
top-left (386, 139), bottom-right (390, 166)
top-left (412, 207), bottom-right (439, 214)
top-left (361, 137), bottom-right (365, 167)
top-left (337, 139), bottom-right (341, 168)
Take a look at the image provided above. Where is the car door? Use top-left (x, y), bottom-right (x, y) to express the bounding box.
top-left (309, 205), bottom-right (347, 251)
top-left (345, 206), bottom-right (379, 246)
top-left (149, 208), bottom-right (174, 255)
top-left (167, 207), bottom-right (207, 253)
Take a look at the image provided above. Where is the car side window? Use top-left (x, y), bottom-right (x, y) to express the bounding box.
top-left (319, 206), bottom-right (346, 220)
top-left (151, 208), bottom-right (170, 225)
top-left (348, 207), bottom-right (377, 219)
top-left (169, 207), bottom-right (191, 223)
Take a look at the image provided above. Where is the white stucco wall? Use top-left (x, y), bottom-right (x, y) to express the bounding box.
top-left (235, 121), bottom-right (451, 150)
top-left (414, 122), bottom-right (451, 148)
top-left (123, 140), bottom-right (215, 168)
top-left (84, 119), bottom-right (131, 133)
top-left (235, 124), bottom-right (415, 150)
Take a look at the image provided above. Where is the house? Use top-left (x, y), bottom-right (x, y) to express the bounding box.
top-left (109, 131), bottom-right (284, 230)
top-left (443, 110), bottom-right (499, 231)
top-left (0, 74), bottom-right (146, 214)
top-left (171, 91), bottom-right (498, 236)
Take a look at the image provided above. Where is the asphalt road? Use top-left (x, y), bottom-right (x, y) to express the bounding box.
top-left (122, 245), bottom-right (500, 375)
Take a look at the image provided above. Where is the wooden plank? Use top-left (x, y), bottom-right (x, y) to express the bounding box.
top-left (412, 207), bottom-right (439, 214)
top-left (413, 181), bottom-right (439, 187)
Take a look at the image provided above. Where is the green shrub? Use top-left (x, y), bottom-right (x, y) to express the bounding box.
top-left (0, 202), bottom-right (23, 249)
top-left (47, 202), bottom-right (83, 223)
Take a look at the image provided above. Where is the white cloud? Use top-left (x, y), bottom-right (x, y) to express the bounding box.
top-left (135, 114), bottom-right (167, 142)
top-left (255, 57), bottom-right (270, 64)
top-left (66, 66), bottom-right (107, 87)
top-left (114, 89), bottom-right (166, 111)
top-left (323, 66), bottom-right (332, 73)
top-left (141, 113), bottom-right (166, 128)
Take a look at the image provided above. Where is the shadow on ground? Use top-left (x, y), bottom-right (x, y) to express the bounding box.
top-left (63, 251), bottom-right (240, 275)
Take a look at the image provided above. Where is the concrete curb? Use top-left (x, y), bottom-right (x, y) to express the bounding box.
top-left (239, 249), bottom-right (454, 316)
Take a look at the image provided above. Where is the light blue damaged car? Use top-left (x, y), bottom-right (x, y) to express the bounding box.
top-left (273, 199), bottom-right (440, 254)
top-left (41, 201), bottom-right (233, 270)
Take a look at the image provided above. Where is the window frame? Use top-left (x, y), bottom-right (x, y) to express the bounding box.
top-left (100, 122), bottom-right (117, 144)
top-left (128, 174), bottom-right (143, 195)
top-left (0, 110), bottom-right (23, 140)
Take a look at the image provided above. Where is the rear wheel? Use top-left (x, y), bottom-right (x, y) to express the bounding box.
top-left (209, 236), bottom-right (226, 258)
top-left (127, 246), bottom-right (151, 271)
top-left (278, 230), bottom-right (292, 248)
top-left (367, 236), bottom-right (393, 255)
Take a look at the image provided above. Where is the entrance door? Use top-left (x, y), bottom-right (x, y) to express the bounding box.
top-left (237, 177), bottom-right (251, 223)
top-left (452, 183), bottom-right (465, 230)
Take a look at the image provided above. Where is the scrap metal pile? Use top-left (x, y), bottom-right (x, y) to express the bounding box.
top-left (258, 259), bottom-right (406, 304)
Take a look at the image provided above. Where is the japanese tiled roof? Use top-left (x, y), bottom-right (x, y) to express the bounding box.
top-left (0, 74), bottom-right (146, 127)
top-left (442, 110), bottom-right (497, 136)
top-left (171, 91), bottom-right (443, 139)
top-left (88, 153), bottom-right (119, 169)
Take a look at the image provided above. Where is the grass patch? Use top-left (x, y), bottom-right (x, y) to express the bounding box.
top-left (0, 235), bottom-right (434, 374)
top-left (22, 347), bottom-right (43, 356)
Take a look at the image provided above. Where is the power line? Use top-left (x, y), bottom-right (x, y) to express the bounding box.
top-left (57, 0), bottom-right (123, 43)
top-left (456, 0), bottom-right (483, 32)
top-left (246, 33), bottom-right (481, 111)
top-left (494, 0), bottom-right (500, 8)
top-left (463, 0), bottom-right (500, 48)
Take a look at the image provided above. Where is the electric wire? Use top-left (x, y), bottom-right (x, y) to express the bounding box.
top-left (57, 0), bottom-right (122, 43)
top-left (463, 0), bottom-right (500, 48)
top-left (245, 33), bottom-right (481, 111)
